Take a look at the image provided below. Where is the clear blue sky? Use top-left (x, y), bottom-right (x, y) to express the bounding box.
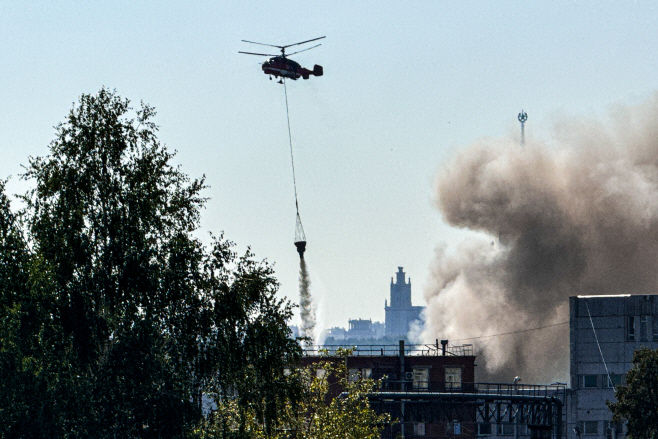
top-left (2, 1), bottom-right (657, 333)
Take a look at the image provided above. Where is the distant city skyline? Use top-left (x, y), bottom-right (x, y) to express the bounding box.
top-left (2, 2), bottom-right (658, 335)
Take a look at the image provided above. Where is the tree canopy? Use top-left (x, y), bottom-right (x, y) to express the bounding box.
top-left (607, 347), bottom-right (658, 439)
top-left (198, 348), bottom-right (392, 439)
top-left (290, 350), bottom-right (392, 439)
top-left (0, 88), bottom-right (302, 438)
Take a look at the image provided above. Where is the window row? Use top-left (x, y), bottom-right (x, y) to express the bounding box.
top-left (580, 374), bottom-right (625, 389)
top-left (341, 366), bottom-right (463, 389)
top-left (414, 420), bottom-right (464, 436)
top-left (627, 315), bottom-right (658, 342)
top-left (411, 367), bottom-right (462, 390)
top-left (577, 421), bottom-right (623, 438)
top-left (413, 422), bottom-right (518, 437)
top-left (476, 423), bottom-right (532, 436)
top-left (413, 420), bottom-right (620, 438)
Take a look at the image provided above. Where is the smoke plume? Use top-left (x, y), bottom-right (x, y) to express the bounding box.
top-left (299, 258), bottom-right (316, 344)
top-left (421, 94), bottom-right (658, 383)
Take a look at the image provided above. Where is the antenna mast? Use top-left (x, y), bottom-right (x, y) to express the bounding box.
top-left (518, 110), bottom-right (528, 146)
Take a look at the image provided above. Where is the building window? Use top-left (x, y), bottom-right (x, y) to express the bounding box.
top-left (414, 423), bottom-right (426, 436)
top-left (641, 316), bottom-right (649, 342)
top-left (447, 421), bottom-right (461, 436)
top-left (653, 316), bottom-right (658, 341)
top-left (413, 367), bottom-right (429, 390)
top-left (349, 368), bottom-right (373, 381)
top-left (582, 375), bottom-right (598, 388)
top-left (581, 421), bottom-right (598, 435)
top-left (518, 425), bottom-right (530, 436)
top-left (604, 421), bottom-right (622, 439)
top-left (603, 374), bottom-right (622, 388)
top-left (316, 368), bottom-right (326, 379)
top-left (628, 316), bottom-right (636, 341)
top-left (445, 367), bottom-right (462, 390)
top-left (478, 423), bottom-right (492, 436)
top-left (497, 424), bottom-right (515, 436)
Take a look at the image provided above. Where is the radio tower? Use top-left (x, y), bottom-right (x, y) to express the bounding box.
top-left (518, 110), bottom-right (528, 146)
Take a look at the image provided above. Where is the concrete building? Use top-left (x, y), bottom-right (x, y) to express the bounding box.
top-left (302, 340), bottom-right (477, 439)
top-left (385, 267), bottom-right (424, 337)
top-left (347, 318), bottom-right (386, 339)
top-left (322, 320), bottom-right (385, 343)
top-left (467, 294), bottom-right (658, 439)
top-left (323, 267), bottom-right (423, 345)
top-left (304, 340), bottom-right (564, 439)
top-left (323, 326), bottom-right (347, 340)
top-left (567, 294), bottom-right (658, 439)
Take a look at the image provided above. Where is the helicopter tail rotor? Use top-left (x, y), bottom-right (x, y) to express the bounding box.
top-left (312, 65), bottom-right (323, 76)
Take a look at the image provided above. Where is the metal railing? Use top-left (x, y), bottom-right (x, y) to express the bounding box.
top-left (474, 382), bottom-right (567, 399)
top-left (303, 343), bottom-right (474, 357)
top-left (379, 379), bottom-right (477, 393)
top-left (375, 380), bottom-right (566, 400)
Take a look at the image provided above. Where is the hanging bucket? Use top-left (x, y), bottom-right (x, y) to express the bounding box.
top-left (294, 241), bottom-right (306, 259)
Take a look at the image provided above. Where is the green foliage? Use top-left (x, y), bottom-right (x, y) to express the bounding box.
top-left (200, 348), bottom-right (391, 439)
top-left (292, 349), bottom-right (392, 439)
top-left (607, 347), bottom-right (658, 439)
top-left (0, 89), bottom-right (302, 438)
top-left (0, 178), bottom-right (46, 436)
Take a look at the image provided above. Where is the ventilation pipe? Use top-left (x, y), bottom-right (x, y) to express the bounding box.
top-left (441, 339), bottom-right (449, 356)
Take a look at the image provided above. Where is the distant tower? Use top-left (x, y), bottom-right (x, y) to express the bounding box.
top-left (518, 110), bottom-right (528, 146)
top-left (390, 267), bottom-right (412, 307)
top-left (384, 267), bottom-right (424, 337)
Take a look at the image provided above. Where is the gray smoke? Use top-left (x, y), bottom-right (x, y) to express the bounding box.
top-left (420, 94), bottom-right (658, 383)
top-left (299, 258), bottom-right (316, 345)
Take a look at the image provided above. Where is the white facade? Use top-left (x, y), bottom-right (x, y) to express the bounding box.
top-left (567, 295), bottom-right (658, 439)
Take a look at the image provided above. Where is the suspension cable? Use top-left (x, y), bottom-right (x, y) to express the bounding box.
top-left (586, 300), bottom-right (612, 387)
top-left (283, 78), bottom-right (300, 214)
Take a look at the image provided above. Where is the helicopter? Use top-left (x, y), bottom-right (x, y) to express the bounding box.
top-left (239, 36), bottom-right (325, 81)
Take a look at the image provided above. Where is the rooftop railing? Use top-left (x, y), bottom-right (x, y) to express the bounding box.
top-left (303, 343), bottom-right (474, 357)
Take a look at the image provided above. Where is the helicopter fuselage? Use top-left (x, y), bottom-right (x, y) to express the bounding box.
top-left (262, 56), bottom-right (323, 80)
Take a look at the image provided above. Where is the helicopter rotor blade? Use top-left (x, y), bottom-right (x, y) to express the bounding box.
top-left (241, 39), bottom-right (284, 49)
top-left (286, 44), bottom-right (322, 57)
top-left (239, 51), bottom-right (277, 57)
top-left (281, 36), bottom-right (326, 49)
